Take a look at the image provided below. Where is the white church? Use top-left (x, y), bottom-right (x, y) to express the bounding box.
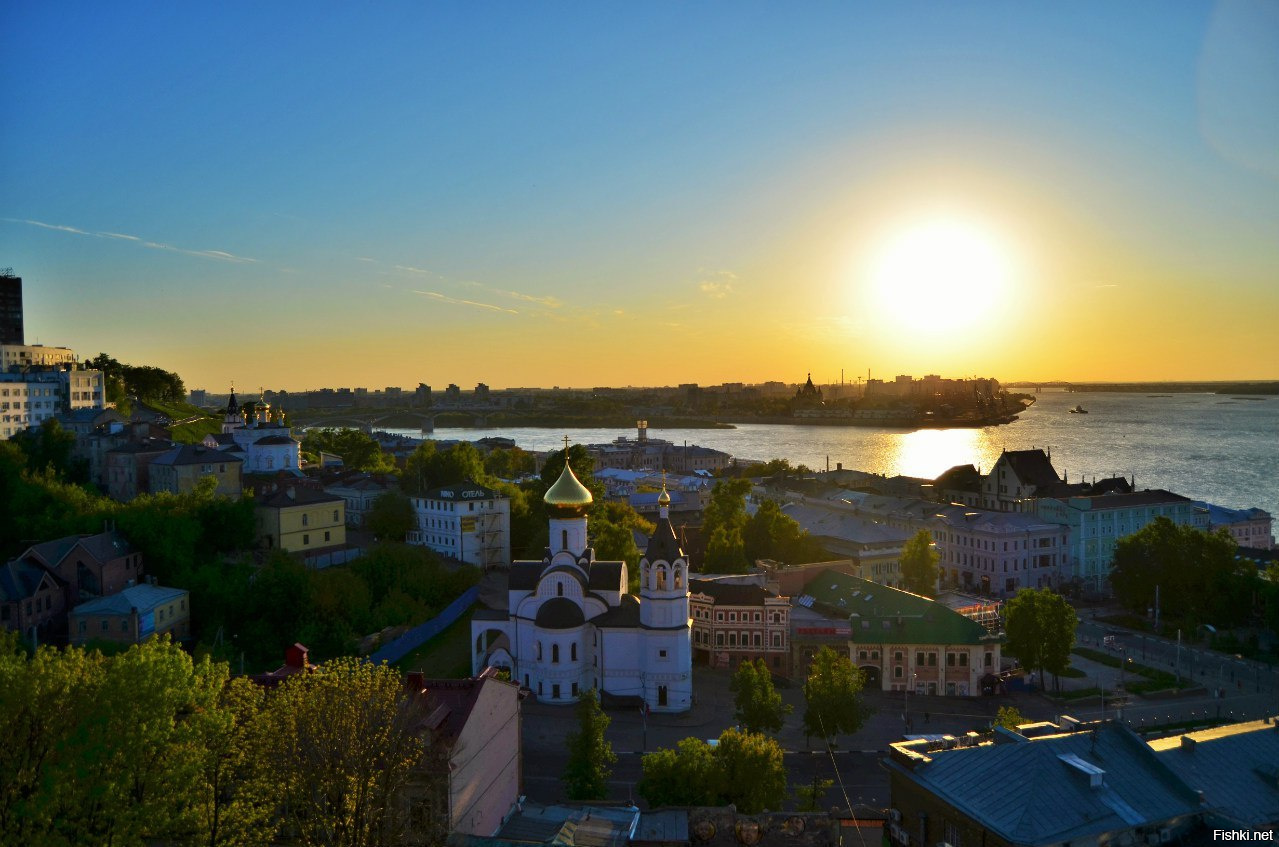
top-left (471, 450), bottom-right (693, 713)
top-left (203, 390), bottom-right (301, 474)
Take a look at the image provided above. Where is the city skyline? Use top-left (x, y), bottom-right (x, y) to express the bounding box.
top-left (2, 2), bottom-right (1277, 391)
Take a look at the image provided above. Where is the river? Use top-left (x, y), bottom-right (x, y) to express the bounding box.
top-left (385, 390), bottom-right (1279, 517)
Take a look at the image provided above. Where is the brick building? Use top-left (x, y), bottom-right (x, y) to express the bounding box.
top-left (689, 577), bottom-right (792, 675)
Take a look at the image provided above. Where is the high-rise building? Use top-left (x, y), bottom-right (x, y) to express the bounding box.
top-left (0, 270), bottom-right (22, 346)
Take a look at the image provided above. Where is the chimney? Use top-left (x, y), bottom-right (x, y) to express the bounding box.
top-left (285, 643), bottom-right (309, 669)
top-left (1180, 735), bottom-right (1197, 751)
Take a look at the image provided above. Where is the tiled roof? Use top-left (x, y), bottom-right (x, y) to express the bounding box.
top-left (998, 449), bottom-right (1063, 489)
top-left (690, 578), bottom-right (773, 606)
top-left (890, 723), bottom-right (1202, 844)
top-left (592, 593), bottom-right (641, 628)
top-left (73, 531), bottom-right (133, 563)
top-left (781, 502), bottom-right (910, 545)
top-left (0, 559), bottom-right (56, 603)
top-left (803, 571), bottom-right (990, 646)
top-left (153, 444), bottom-right (245, 466)
top-left (72, 584), bottom-right (186, 617)
top-left (25, 536), bottom-right (80, 569)
top-left (256, 487), bottom-right (342, 508)
top-left (643, 518), bottom-right (683, 564)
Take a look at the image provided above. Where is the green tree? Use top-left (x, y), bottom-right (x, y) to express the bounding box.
top-left (993, 705), bottom-right (1028, 731)
top-left (591, 501), bottom-right (655, 575)
top-left (257, 656), bottom-right (428, 847)
top-left (366, 490), bottom-right (415, 542)
top-left (483, 446), bottom-right (536, 480)
top-left (637, 729), bottom-right (787, 813)
top-left (714, 728), bottom-right (787, 813)
top-left (794, 776), bottom-right (834, 812)
top-left (900, 529), bottom-right (939, 596)
top-left (402, 441), bottom-right (490, 495)
top-left (638, 737), bottom-right (721, 808)
top-left (742, 499), bottom-right (827, 565)
top-left (1003, 588), bottom-right (1078, 691)
top-left (300, 428), bottom-right (396, 474)
top-left (802, 646), bottom-right (870, 744)
top-left (730, 658), bottom-right (792, 735)
top-left (10, 418), bottom-right (81, 480)
top-left (539, 443), bottom-right (596, 489)
top-left (561, 689), bottom-right (616, 801)
top-left (1110, 517), bottom-right (1245, 628)
top-left (701, 479), bottom-right (753, 572)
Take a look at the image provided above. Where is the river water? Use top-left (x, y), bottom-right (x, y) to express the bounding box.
top-left (387, 390), bottom-right (1279, 517)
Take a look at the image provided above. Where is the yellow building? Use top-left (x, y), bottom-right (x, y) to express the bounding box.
top-left (149, 444), bottom-right (244, 496)
top-left (69, 584), bottom-right (191, 645)
top-left (256, 485), bottom-right (346, 553)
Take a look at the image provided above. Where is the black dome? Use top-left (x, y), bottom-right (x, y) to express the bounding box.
top-left (535, 597), bottom-right (585, 630)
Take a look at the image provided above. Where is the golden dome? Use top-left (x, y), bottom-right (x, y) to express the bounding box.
top-left (657, 485), bottom-right (671, 505)
top-left (544, 461), bottom-right (593, 510)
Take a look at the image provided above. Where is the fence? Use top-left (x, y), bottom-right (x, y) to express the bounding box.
top-left (367, 585), bottom-right (480, 666)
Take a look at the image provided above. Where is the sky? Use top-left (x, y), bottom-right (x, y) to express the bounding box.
top-left (2, 1), bottom-right (1277, 391)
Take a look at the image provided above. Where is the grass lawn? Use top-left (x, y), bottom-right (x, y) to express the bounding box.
top-left (1058, 665), bottom-right (1087, 678)
top-left (393, 607), bottom-right (477, 679)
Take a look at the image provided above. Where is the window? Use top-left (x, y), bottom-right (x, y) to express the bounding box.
top-left (772, 633), bottom-right (781, 648)
top-left (78, 619), bottom-right (86, 634)
top-left (302, 534), bottom-right (309, 545)
top-left (716, 633), bottom-right (724, 646)
top-left (894, 666), bottom-right (903, 678)
top-left (571, 682), bottom-right (578, 697)
top-left (984, 651), bottom-right (993, 667)
top-left (557, 582), bottom-right (564, 597)
top-left (121, 620), bottom-right (128, 632)
top-left (928, 652), bottom-right (937, 666)
top-left (101, 619), bottom-right (109, 631)
top-left (552, 644), bottom-right (560, 663)
top-left (333, 509), bottom-right (339, 522)
top-left (302, 514), bottom-right (309, 527)
top-left (753, 612), bottom-right (761, 622)
top-left (537, 642), bottom-right (543, 661)
top-left (947, 652), bottom-right (956, 667)
top-left (859, 650), bottom-right (868, 660)
top-left (728, 633), bottom-right (737, 647)
top-left (552, 684), bottom-right (560, 699)
top-left (753, 633), bottom-right (761, 647)
top-left (916, 651), bottom-right (925, 665)
top-left (894, 651), bottom-right (903, 662)
top-left (659, 649), bottom-right (667, 659)
top-left (959, 653), bottom-right (969, 667)
top-left (729, 612), bottom-right (736, 622)
top-left (716, 612), bottom-right (724, 622)
top-left (571, 643), bottom-right (577, 661)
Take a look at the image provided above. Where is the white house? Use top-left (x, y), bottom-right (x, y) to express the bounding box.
top-left (409, 481), bottom-right (511, 569)
top-left (471, 453), bottom-right (693, 713)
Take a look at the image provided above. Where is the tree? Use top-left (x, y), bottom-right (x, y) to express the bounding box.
top-left (257, 656), bottom-right (428, 847)
top-left (714, 728), bottom-right (787, 813)
top-left (591, 501), bottom-right (654, 576)
top-left (403, 441), bottom-right (489, 495)
top-left (10, 418), bottom-right (80, 480)
top-left (300, 428), bottom-right (396, 474)
top-left (1003, 588), bottom-right (1078, 691)
top-left (638, 737), bottom-right (721, 808)
top-left (539, 443), bottom-right (596, 490)
top-left (366, 490), bottom-right (415, 542)
top-left (700, 479), bottom-right (753, 572)
top-left (1110, 517), bottom-right (1245, 628)
top-left (637, 729), bottom-right (786, 813)
top-left (730, 658), bottom-right (791, 735)
top-left (993, 705), bottom-right (1028, 731)
top-left (900, 529), bottom-right (939, 597)
top-left (794, 776), bottom-right (834, 812)
top-left (561, 688), bottom-right (616, 801)
top-left (802, 646), bottom-right (870, 744)
top-left (483, 446), bottom-right (536, 480)
top-left (742, 499), bottom-right (827, 565)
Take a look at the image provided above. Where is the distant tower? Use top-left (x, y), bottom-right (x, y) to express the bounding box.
top-left (222, 386), bottom-right (242, 434)
top-left (0, 270), bottom-right (22, 345)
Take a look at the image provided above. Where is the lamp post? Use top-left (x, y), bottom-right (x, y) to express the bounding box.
top-left (904, 672), bottom-right (916, 733)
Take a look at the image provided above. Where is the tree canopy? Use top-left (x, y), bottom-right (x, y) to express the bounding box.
top-left (802, 646), bottom-right (871, 743)
top-left (900, 529), bottom-right (939, 597)
top-left (1003, 588), bottom-right (1078, 690)
top-left (638, 728), bottom-right (787, 813)
top-left (366, 490), bottom-right (415, 542)
top-left (561, 689), bottom-right (616, 801)
top-left (730, 658), bottom-right (791, 735)
top-left (300, 428), bottom-right (396, 474)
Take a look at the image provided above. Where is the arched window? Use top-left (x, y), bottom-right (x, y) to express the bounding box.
top-left (557, 582), bottom-right (564, 597)
top-left (561, 529), bottom-right (568, 550)
top-left (552, 643), bottom-right (560, 664)
top-left (656, 566), bottom-right (667, 592)
top-left (673, 566), bottom-right (683, 589)
top-left (571, 643), bottom-right (577, 661)
top-left (536, 641), bottom-right (543, 661)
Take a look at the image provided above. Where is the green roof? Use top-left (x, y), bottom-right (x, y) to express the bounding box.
top-left (803, 571), bottom-right (991, 646)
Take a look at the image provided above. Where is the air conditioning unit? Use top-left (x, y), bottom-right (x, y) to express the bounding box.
top-left (890, 809), bottom-right (903, 823)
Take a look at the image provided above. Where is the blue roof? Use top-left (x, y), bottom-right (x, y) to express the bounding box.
top-left (73, 584), bottom-right (186, 617)
top-left (888, 723), bottom-right (1202, 844)
top-left (1150, 719), bottom-right (1279, 828)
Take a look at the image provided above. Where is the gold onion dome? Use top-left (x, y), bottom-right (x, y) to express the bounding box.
top-left (657, 485), bottom-right (671, 505)
top-left (544, 461), bottom-right (593, 511)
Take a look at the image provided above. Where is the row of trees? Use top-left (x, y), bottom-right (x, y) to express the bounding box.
top-left (87, 353), bottom-right (186, 406)
top-left (0, 635), bottom-right (440, 847)
top-left (563, 648), bottom-right (871, 813)
top-left (701, 479), bottom-right (830, 572)
top-left (1111, 517), bottom-right (1278, 634)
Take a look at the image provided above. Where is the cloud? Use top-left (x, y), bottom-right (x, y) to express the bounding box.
top-left (355, 256), bottom-right (377, 263)
top-left (395, 264), bottom-right (437, 276)
top-left (1094, 283), bottom-right (1119, 289)
top-left (698, 269), bottom-right (737, 298)
top-left (410, 289), bottom-right (518, 315)
top-left (3, 218), bottom-right (257, 263)
top-left (493, 288), bottom-right (562, 308)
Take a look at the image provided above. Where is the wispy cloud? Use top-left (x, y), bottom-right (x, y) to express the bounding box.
top-left (698, 269), bottom-right (737, 298)
top-left (355, 256), bottom-right (377, 263)
top-left (1094, 283), bottom-right (1119, 289)
top-left (395, 264), bottom-right (437, 276)
top-left (3, 218), bottom-right (257, 263)
top-left (493, 288), bottom-right (562, 308)
top-left (410, 289), bottom-right (519, 315)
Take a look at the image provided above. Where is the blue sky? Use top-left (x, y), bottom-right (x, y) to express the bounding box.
top-left (2, 1), bottom-right (1276, 390)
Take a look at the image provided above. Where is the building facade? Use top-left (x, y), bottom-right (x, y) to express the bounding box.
top-left (149, 444), bottom-right (244, 497)
top-left (470, 457), bottom-right (693, 713)
top-left (689, 577), bottom-right (792, 675)
top-left (0, 367), bottom-right (105, 439)
top-left (69, 584), bottom-right (190, 645)
top-left (255, 486), bottom-right (347, 553)
top-left (408, 482), bottom-right (511, 569)
top-left (931, 507), bottom-right (1068, 597)
top-left (0, 271), bottom-right (22, 346)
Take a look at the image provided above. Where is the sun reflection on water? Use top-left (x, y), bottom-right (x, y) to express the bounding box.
top-left (886, 428), bottom-right (989, 479)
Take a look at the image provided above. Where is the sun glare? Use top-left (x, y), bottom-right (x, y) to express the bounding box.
top-left (866, 216), bottom-right (1014, 335)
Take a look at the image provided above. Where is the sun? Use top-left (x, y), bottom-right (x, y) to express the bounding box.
top-left (865, 216), bottom-right (1015, 335)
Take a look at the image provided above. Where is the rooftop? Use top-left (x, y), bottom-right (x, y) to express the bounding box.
top-left (803, 571), bottom-right (992, 646)
top-left (72, 583), bottom-right (186, 617)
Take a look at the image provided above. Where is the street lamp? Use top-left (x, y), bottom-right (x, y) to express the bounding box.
top-left (904, 672), bottom-right (917, 733)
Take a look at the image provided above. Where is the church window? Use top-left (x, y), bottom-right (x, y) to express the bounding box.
top-left (537, 642), bottom-right (542, 661)
top-left (673, 566), bottom-right (683, 589)
top-left (571, 643), bottom-right (577, 661)
top-left (656, 566), bottom-right (667, 591)
top-left (552, 644), bottom-right (560, 664)
top-left (561, 529), bottom-right (568, 550)
top-left (571, 682), bottom-right (578, 697)
top-left (553, 684), bottom-right (561, 699)
top-left (557, 582), bottom-right (564, 597)
top-left (659, 649), bottom-right (668, 659)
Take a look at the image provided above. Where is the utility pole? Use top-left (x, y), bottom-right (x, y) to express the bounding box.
top-left (1154, 585), bottom-right (1160, 633)
top-left (1175, 629), bottom-right (1182, 687)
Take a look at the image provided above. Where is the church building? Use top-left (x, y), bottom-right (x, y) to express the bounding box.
top-left (203, 389), bottom-right (301, 474)
top-left (471, 449), bottom-right (693, 713)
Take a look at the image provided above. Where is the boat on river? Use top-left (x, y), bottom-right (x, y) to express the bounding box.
top-left (1069, 404), bottom-right (1089, 414)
